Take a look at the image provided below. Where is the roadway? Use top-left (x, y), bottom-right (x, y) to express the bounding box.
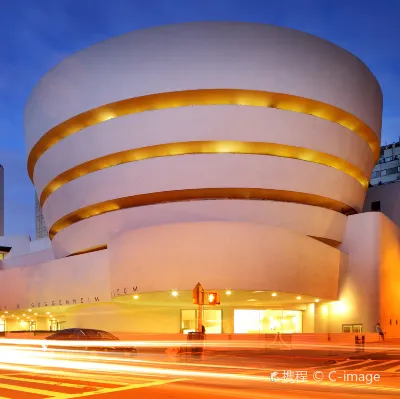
top-left (1, 344), bottom-right (400, 398)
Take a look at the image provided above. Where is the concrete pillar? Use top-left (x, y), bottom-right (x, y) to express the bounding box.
top-left (222, 307), bottom-right (234, 333)
top-left (303, 303), bottom-right (315, 333)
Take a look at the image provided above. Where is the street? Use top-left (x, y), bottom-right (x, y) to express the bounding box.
top-left (2, 343), bottom-right (400, 398)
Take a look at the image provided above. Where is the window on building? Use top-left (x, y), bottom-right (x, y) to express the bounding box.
top-left (371, 171), bottom-right (379, 178)
top-left (387, 167), bottom-right (398, 175)
top-left (385, 156), bottom-right (393, 162)
top-left (371, 201), bottom-right (381, 212)
top-left (381, 170), bottom-right (387, 176)
top-left (342, 324), bottom-right (362, 333)
top-left (180, 309), bottom-right (222, 334)
top-left (233, 309), bottom-right (302, 334)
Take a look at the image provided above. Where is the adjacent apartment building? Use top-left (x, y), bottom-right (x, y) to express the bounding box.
top-left (364, 140), bottom-right (400, 226)
top-left (0, 165), bottom-right (4, 236)
top-left (370, 141), bottom-right (400, 185)
top-left (35, 194), bottom-right (48, 239)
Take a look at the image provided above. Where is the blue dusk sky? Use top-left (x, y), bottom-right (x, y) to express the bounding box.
top-left (0, 0), bottom-right (399, 237)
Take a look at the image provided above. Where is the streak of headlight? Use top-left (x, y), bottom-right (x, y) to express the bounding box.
top-left (0, 347), bottom-right (266, 382)
top-left (2, 346), bottom-right (270, 371)
top-left (2, 339), bottom-right (400, 352)
top-left (0, 350), bottom-right (399, 393)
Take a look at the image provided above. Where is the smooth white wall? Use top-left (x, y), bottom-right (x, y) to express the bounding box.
top-left (108, 222), bottom-right (341, 300)
top-left (51, 200), bottom-right (347, 258)
top-left (25, 21), bottom-right (382, 148)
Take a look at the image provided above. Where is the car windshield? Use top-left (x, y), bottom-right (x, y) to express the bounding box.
top-left (83, 330), bottom-right (118, 340)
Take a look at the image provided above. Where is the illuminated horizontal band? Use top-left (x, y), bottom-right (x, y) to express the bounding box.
top-left (49, 188), bottom-right (356, 239)
top-left (40, 140), bottom-right (368, 206)
top-left (67, 245), bottom-right (107, 257)
top-left (28, 89), bottom-right (380, 181)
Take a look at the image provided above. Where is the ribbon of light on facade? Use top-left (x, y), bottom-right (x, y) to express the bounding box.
top-left (67, 245), bottom-right (108, 257)
top-left (39, 141), bottom-right (368, 207)
top-left (48, 188), bottom-right (356, 239)
top-left (27, 89), bottom-right (380, 181)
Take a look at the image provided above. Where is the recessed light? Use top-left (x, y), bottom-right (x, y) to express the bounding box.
top-left (133, 295), bottom-right (139, 300)
top-left (315, 299), bottom-right (319, 303)
top-left (28, 309), bottom-right (32, 312)
top-left (271, 293), bottom-right (277, 297)
top-left (296, 296), bottom-right (301, 300)
top-left (171, 291), bottom-right (179, 297)
top-left (252, 291), bottom-right (263, 293)
top-left (4, 311), bottom-right (8, 314)
top-left (225, 290), bottom-right (232, 295)
top-left (34, 313), bottom-right (37, 316)
top-left (246, 299), bottom-right (258, 302)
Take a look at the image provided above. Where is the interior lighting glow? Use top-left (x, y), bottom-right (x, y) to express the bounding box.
top-left (133, 295), bottom-right (139, 300)
top-left (28, 309), bottom-right (32, 312)
top-left (296, 296), bottom-right (301, 300)
top-left (333, 301), bottom-right (347, 314)
top-left (4, 311), bottom-right (8, 314)
top-left (271, 293), bottom-right (277, 297)
top-left (225, 291), bottom-right (232, 295)
top-left (315, 299), bottom-right (319, 302)
top-left (171, 291), bottom-right (179, 297)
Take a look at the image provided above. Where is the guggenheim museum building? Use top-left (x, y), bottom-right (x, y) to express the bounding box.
top-left (1, 22), bottom-right (399, 336)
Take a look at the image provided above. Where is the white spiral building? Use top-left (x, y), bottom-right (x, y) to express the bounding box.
top-left (3, 22), bottom-right (398, 337)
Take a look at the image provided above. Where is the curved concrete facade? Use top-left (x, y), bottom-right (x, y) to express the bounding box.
top-left (108, 222), bottom-right (341, 299)
top-left (22, 22), bottom-right (383, 311)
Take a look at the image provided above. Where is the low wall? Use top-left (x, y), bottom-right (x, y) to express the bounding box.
top-left (111, 332), bottom-right (382, 349)
top-left (1, 332), bottom-right (381, 348)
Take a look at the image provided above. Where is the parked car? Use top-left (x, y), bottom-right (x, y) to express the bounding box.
top-left (43, 328), bottom-right (137, 354)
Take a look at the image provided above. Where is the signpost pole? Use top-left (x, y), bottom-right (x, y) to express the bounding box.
top-left (198, 286), bottom-right (204, 332)
top-left (193, 282), bottom-right (204, 333)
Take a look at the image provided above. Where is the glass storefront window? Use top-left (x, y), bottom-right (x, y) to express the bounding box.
top-left (181, 309), bottom-right (222, 334)
top-left (181, 310), bottom-right (197, 334)
top-left (234, 309), bottom-right (302, 334)
top-left (0, 320), bottom-right (5, 332)
top-left (204, 309), bottom-right (222, 334)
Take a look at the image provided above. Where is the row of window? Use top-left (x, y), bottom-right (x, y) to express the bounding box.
top-left (371, 166), bottom-right (400, 179)
top-left (378, 154), bottom-right (400, 164)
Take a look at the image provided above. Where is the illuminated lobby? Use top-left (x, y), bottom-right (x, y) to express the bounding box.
top-left (1, 21), bottom-right (400, 336)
